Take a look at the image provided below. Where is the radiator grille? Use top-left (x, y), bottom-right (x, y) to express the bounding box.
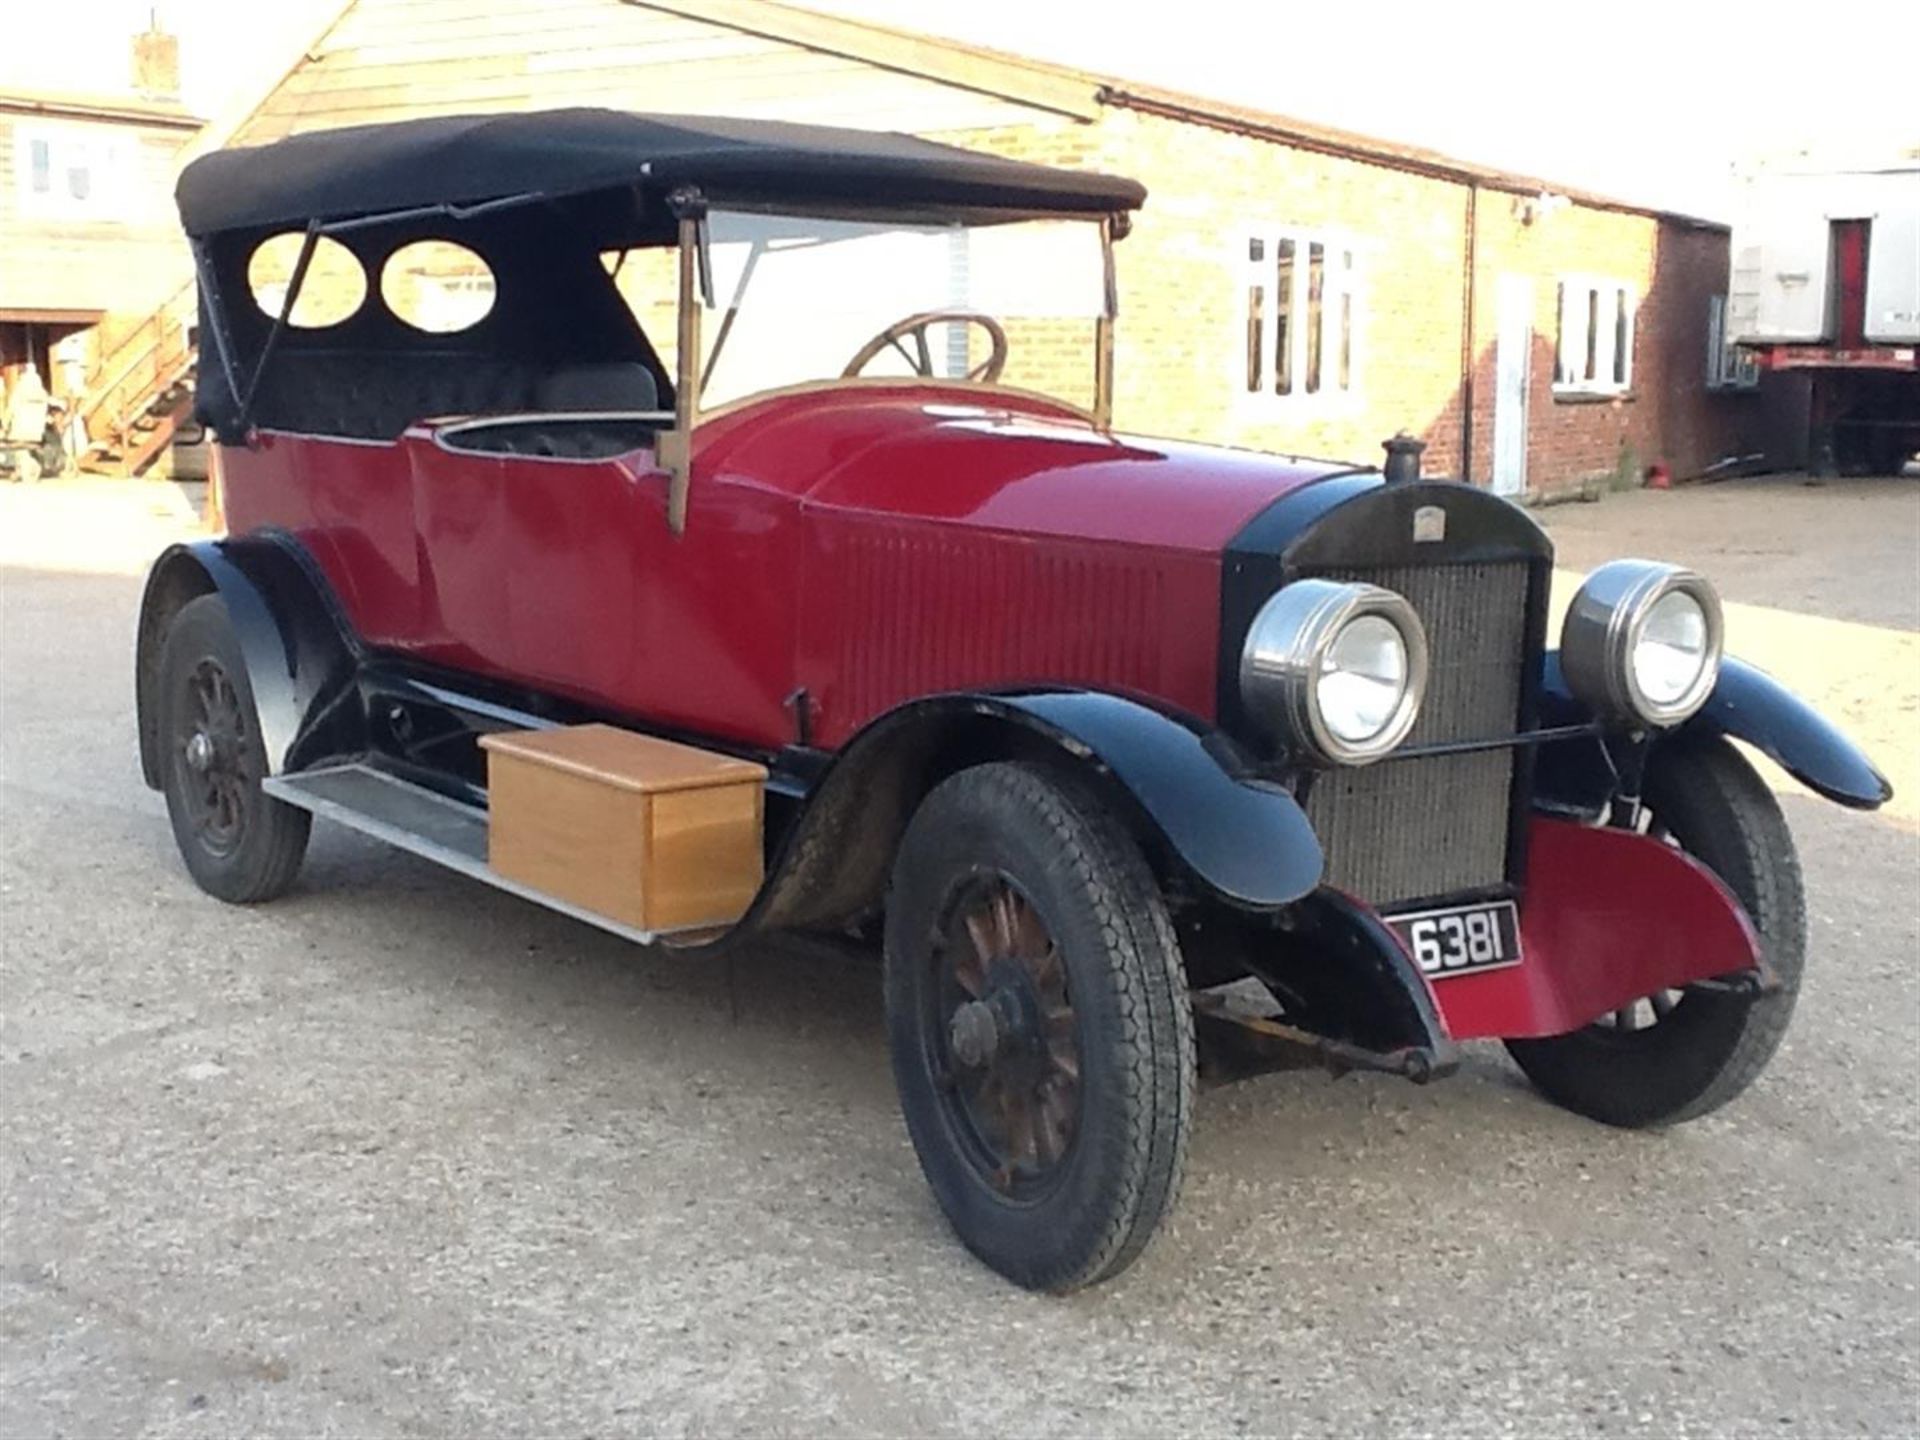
top-left (1302, 560), bottom-right (1532, 908)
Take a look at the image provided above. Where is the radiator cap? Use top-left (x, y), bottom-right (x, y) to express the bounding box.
top-left (1382, 431), bottom-right (1425, 484)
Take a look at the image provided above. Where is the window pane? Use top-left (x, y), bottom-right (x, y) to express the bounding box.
top-left (1305, 242), bottom-right (1324, 394)
top-left (1555, 283), bottom-right (1569, 383)
top-left (1707, 295), bottom-right (1725, 386)
top-left (29, 139), bottom-right (50, 192)
top-left (1249, 237), bottom-right (1265, 263)
top-left (247, 232), bottom-right (369, 328)
top-left (1613, 289), bottom-right (1631, 386)
top-left (1246, 282), bottom-right (1265, 392)
top-left (1338, 250), bottom-right (1353, 391)
top-left (1274, 239), bottom-right (1294, 395)
top-left (382, 240), bottom-right (497, 333)
top-left (67, 164), bottom-right (91, 202)
top-left (1584, 287), bottom-right (1599, 383)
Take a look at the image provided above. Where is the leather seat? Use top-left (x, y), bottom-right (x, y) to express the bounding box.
top-left (536, 363), bottom-right (660, 413)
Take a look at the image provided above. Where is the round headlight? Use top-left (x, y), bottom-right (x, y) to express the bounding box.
top-left (1240, 580), bottom-right (1429, 765)
top-left (1560, 560), bottom-right (1724, 726)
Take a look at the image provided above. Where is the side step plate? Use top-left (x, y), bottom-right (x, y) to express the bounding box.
top-left (262, 763), bottom-right (723, 948)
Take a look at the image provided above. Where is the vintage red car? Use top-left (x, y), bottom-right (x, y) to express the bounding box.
top-left (137, 109), bottom-right (1890, 1291)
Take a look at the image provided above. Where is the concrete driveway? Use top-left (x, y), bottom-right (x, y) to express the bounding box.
top-left (2, 476), bottom-right (1916, 1437)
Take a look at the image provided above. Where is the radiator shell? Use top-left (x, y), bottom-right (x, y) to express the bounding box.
top-left (1302, 560), bottom-right (1532, 908)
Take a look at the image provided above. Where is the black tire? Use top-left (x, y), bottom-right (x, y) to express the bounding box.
top-left (884, 762), bottom-right (1194, 1292)
top-left (157, 594), bottom-right (310, 903)
top-left (1506, 735), bottom-right (1806, 1127)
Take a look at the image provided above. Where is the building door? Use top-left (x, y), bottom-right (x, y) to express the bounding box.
top-left (1492, 276), bottom-right (1531, 496)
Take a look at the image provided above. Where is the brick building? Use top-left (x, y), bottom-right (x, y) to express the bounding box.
top-left (206, 0), bottom-right (1761, 495)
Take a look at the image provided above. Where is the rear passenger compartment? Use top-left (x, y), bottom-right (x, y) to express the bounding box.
top-left (433, 414), bottom-right (669, 460)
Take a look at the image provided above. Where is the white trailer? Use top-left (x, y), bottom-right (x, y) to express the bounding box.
top-left (1727, 154), bottom-right (1919, 473)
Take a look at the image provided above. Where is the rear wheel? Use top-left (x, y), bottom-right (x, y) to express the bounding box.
top-left (884, 762), bottom-right (1194, 1291)
top-left (1506, 735), bottom-right (1805, 1127)
top-left (158, 594), bottom-right (310, 903)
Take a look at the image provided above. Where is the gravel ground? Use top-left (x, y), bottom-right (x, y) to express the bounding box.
top-left (2, 475), bottom-right (1915, 1438)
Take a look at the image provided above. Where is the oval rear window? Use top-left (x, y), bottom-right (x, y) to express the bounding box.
top-left (247, 233), bottom-right (366, 328)
top-left (381, 240), bottom-right (496, 333)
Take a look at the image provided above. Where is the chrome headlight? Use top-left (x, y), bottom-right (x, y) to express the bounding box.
top-left (1240, 579), bottom-right (1429, 765)
top-left (1561, 560), bottom-right (1724, 726)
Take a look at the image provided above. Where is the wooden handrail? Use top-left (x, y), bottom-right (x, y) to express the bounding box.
top-left (78, 279), bottom-right (197, 442)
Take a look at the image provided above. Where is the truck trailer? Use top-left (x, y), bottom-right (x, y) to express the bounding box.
top-left (1728, 154), bottom-right (1920, 475)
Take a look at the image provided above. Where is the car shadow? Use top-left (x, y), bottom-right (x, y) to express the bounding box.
top-left (282, 821), bottom-right (1583, 1232)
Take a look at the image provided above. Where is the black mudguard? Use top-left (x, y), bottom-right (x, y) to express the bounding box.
top-left (752, 690), bottom-right (1325, 935)
top-left (135, 535), bottom-right (364, 788)
top-left (1199, 888), bottom-right (1459, 1080)
top-left (1534, 649), bottom-right (1892, 815)
top-left (1688, 657), bottom-right (1892, 808)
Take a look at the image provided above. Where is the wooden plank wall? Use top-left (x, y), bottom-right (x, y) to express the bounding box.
top-left (0, 114), bottom-right (196, 316)
top-left (237, 0), bottom-right (1042, 145)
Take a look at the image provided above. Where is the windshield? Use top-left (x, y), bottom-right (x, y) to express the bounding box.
top-left (682, 211), bottom-right (1110, 411)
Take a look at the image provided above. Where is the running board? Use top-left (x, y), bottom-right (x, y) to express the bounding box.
top-left (262, 763), bottom-right (726, 948)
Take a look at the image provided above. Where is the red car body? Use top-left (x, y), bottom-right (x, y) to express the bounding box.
top-left (221, 386), bottom-right (1329, 750)
top-left (214, 384), bottom-right (1766, 1043)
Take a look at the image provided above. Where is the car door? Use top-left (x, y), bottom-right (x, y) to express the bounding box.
top-left (408, 425), bottom-right (805, 749)
top-left (407, 435), bottom-right (642, 695)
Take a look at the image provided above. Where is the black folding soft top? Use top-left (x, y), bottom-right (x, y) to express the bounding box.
top-left (176, 107), bottom-right (1147, 237)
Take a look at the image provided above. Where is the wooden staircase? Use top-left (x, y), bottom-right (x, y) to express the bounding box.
top-left (76, 280), bottom-right (198, 478)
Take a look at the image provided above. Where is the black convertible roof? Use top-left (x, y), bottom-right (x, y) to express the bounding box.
top-left (175, 107), bottom-right (1146, 237)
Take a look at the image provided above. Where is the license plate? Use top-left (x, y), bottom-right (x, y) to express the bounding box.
top-left (1386, 900), bottom-right (1522, 979)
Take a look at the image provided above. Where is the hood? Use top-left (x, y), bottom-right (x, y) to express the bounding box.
top-left (696, 386), bottom-right (1365, 554)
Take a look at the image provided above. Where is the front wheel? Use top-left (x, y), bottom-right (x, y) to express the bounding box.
top-left (1506, 735), bottom-right (1806, 1127)
top-left (884, 762), bottom-right (1194, 1292)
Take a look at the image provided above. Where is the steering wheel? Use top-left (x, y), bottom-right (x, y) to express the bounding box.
top-left (842, 310), bottom-right (1009, 384)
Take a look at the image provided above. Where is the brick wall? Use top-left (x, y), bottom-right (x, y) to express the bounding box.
top-left (951, 109), bottom-right (1760, 494)
top-left (1465, 194), bottom-right (1759, 492)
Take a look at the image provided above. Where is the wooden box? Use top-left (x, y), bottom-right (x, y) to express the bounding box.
top-left (479, 724), bottom-right (766, 933)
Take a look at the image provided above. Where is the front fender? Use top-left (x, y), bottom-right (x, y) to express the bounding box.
top-left (1005, 692), bottom-right (1324, 907)
top-left (1688, 657), bottom-right (1892, 809)
top-left (135, 535), bottom-right (363, 786)
top-left (1435, 816), bottom-right (1765, 1040)
top-left (1535, 650), bottom-right (1891, 814)
top-left (752, 690), bottom-right (1323, 935)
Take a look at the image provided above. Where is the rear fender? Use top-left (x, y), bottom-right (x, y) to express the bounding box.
top-left (754, 690), bottom-right (1324, 933)
top-left (135, 536), bottom-right (362, 787)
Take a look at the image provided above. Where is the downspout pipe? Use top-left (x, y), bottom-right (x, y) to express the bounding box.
top-left (1460, 180), bottom-right (1478, 484)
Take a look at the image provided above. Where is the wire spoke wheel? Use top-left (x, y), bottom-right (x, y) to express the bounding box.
top-left (1505, 735), bottom-right (1806, 1128)
top-left (174, 657), bottom-right (254, 858)
top-left (1584, 810), bottom-right (1695, 1043)
top-left (157, 594), bottom-right (309, 904)
top-left (935, 873), bottom-right (1081, 1196)
top-left (884, 762), bottom-right (1193, 1291)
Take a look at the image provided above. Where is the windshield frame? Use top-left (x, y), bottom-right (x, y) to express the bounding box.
top-left (658, 204), bottom-right (1120, 532)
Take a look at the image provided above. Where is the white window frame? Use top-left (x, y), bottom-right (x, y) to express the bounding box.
top-left (1705, 294), bottom-right (1761, 390)
top-left (1237, 228), bottom-right (1364, 409)
top-left (11, 123), bottom-right (133, 222)
top-left (1554, 276), bottom-right (1636, 396)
